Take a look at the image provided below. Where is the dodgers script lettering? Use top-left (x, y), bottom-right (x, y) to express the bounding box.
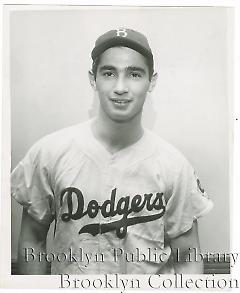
top-left (60, 187), bottom-right (166, 239)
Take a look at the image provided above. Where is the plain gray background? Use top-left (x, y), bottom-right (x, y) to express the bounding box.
top-left (10, 6), bottom-right (232, 260)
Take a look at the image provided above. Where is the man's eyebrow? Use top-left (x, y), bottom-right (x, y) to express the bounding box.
top-left (126, 66), bottom-right (146, 73)
top-left (98, 65), bottom-right (116, 71)
top-left (98, 65), bottom-right (147, 74)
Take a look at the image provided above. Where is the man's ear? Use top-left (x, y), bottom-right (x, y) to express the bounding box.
top-left (88, 70), bottom-right (97, 90)
top-left (148, 72), bottom-right (158, 93)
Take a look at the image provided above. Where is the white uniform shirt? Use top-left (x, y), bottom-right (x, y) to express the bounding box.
top-left (11, 120), bottom-right (213, 274)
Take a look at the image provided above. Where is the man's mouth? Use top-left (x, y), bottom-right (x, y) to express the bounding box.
top-left (110, 98), bottom-right (132, 105)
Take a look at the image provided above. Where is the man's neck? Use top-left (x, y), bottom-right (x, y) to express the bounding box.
top-left (92, 112), bottom-right (144, 154)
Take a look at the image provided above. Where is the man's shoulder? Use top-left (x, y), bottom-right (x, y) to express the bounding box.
top-left (41, 120), bottom-right (91, 143)
top-left (146, 129), bottom-right (187, 166)
top-left (25, 120), bottom-right (92, 160)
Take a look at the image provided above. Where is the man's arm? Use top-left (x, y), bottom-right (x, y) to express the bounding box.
top-left (18, 208), bottom-right (50, 275)
top-left (169, 220), bottom-right (204, 274)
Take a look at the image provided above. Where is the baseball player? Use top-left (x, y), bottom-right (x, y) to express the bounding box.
top-left (11, 28), bottom-right (213, 275)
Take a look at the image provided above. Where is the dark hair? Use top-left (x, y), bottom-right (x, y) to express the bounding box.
top-left (92, 50), bottom-right (154, 81)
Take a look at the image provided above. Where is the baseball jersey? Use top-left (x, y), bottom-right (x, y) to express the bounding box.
top-left (11, 119), bottom-right (213, 274)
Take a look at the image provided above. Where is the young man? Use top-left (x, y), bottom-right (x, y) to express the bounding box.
top-left (11, 28), bottom-right (213, 275)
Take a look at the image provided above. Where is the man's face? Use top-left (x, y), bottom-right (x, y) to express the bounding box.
top-left (91, 47), bottom-right (156, 123)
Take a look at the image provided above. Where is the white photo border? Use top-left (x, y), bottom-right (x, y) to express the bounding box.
top-left (1, 0), bottom-right (240, 292)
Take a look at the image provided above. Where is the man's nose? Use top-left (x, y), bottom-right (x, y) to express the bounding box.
top-left (113, 77), bottom-right (129, 95)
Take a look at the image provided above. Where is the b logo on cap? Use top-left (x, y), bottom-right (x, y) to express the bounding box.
top-left (116, 28), bottom-right (127, 37)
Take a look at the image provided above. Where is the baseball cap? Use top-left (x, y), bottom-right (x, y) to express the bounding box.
top-left (91, 28), bottom-right (154, 70)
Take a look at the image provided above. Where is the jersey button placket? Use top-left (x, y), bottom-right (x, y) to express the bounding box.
top-left (107, 155), bottom-right (124, 273)
top-left (98, 161), bottom-right (108, 273)
top-left (105, 156), bottom-right (116, 222)
top-left (99, 157), bottom-right (114, 273)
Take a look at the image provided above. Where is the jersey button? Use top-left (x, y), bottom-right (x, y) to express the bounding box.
top-left (110, 156), bottom-right (116, 163)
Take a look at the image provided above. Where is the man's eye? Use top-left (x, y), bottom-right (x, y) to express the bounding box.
top-left (130, 72), bottom-right (142, 78)
top-left (103, 71), bottom-right (115, 77)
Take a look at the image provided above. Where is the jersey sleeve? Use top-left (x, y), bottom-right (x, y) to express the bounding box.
top-left (11, 141), bottom-right (55, 226)
top-left (164, 158), bottom-right (213, 239)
